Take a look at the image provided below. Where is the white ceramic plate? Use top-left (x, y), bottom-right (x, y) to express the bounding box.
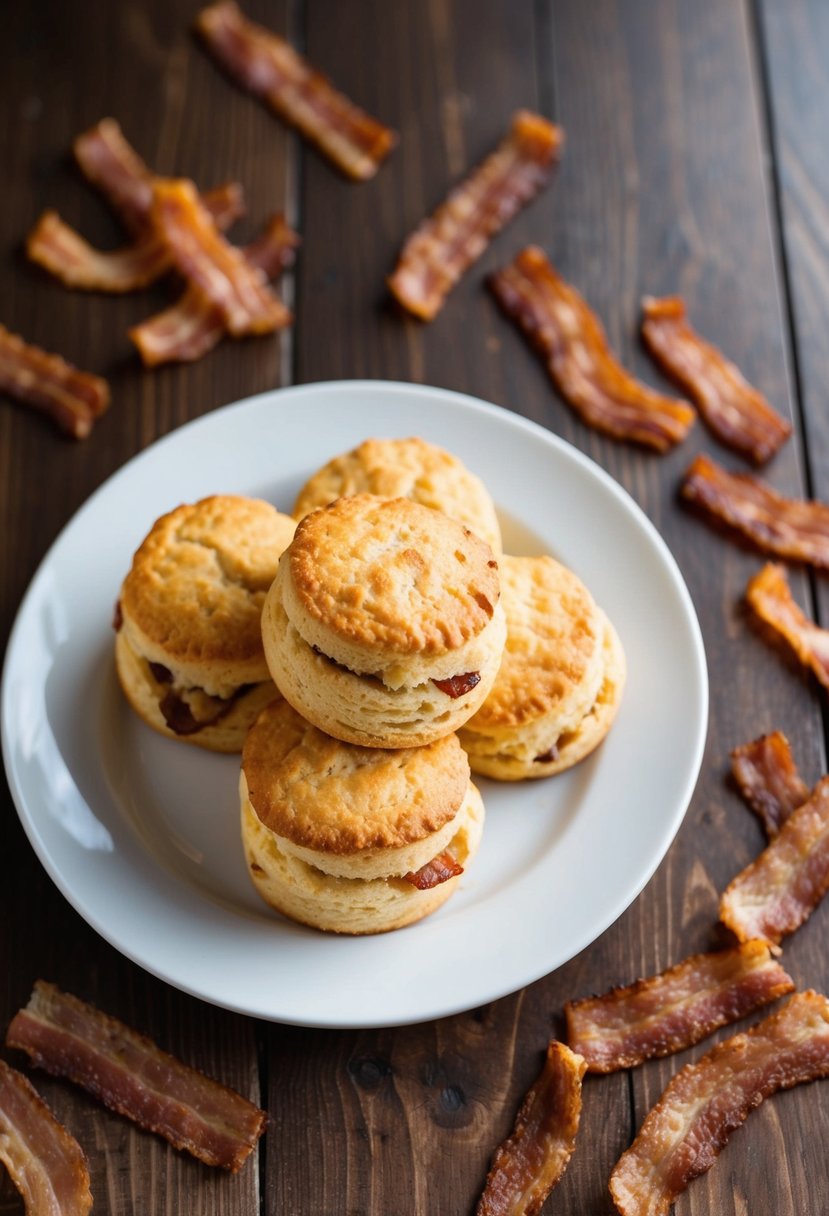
top-left (2, 381), bottom-right (707, 1028)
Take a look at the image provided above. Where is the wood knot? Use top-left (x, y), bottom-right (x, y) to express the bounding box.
top-left (348, 1056), bottom-right (392, 1091)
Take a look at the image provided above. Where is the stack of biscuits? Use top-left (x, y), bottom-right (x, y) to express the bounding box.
top-left (114, 436), bottom-right (626, 935)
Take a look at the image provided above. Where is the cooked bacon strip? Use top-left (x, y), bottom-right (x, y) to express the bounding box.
top-left (6, 982), bottom-right (266, 1172)
top-left (609, 990), bottom-right (829, 1216)
top-left (130, 212), bottom-right (299, 366)
top-left (0, 324), bottom-right (109, 440)
top-left (195, 1), bottom-right (396, 181)
top-left (681, 452), bottom-right (829, 567)
top-left (489, 249), bottom-right (694, 451)
top-left (73, 117), bottom-right (161, 234)
top-left (476, 1041), bottom-right (585, 1216)
top-left (640, 296), bottom-right (791, 465)
top-left (388, 112), bottom-right (562, 322)
top-left (719, 774), bottom-right (829, 945)
top-left (0, 1059), bottom-right (92, 1216)
top-left (403, 851), bottom-right (463, 890)
top-left (746, 562), bottom-right (829, 689)
top-left (731, 731), bottom-right (809, 838)
top-left (564, 940), bottom-right (793, 1073)
top-left (26, 184), bottom-right (244, 293)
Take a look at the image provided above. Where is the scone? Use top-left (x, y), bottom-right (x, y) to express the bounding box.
top-left (240, 699), bottom-right (485, 934)
top-left (457, 554), bottom-right (626, 779)
top-left (261, 494), bottom-right (507, 748)
top-left (115, 494), bottom-right (296, 752)
top-left (293, 436), bottom-right (502, 554)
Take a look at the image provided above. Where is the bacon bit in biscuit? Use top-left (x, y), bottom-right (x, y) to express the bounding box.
top-left (388, 112), bottom-right (563, 322)
top-left (432, 671), bottom-right (482, 699)
top-left (565, 940), bottom-right (794, 1073)
top-left (719, 774), bottom-right (829, 946)
top-left (534, 746), bottom-right (559, 764)
top-left (0, 324), bottom-right (109, 439)
top-left (640, 296), bottom-right (791, 465)
top-left (0, 1059), bottom-right (92, 1216)
top-left (195, 1), bottom-right (397, 181)
top-left (681, 453), bottom-right (829, 567)
top-left (476, 1041), bottom-right (585, 1216)
top-left (403, 851), bottom-right (463, 890)
top-left (159, 683), bottom-right (253, 735)
top-left (731, 731), bottom-right (809, 839)
top-left (6, 981), bottom-right (267, 1172)
top-left (746, 562), bottom-right (829, 690)
top-left (489, 248), bottom-right (694, 452)
top-left (609, 990), bottom-right (829, 1216)
top-left (148, 661), bottom-right (173, 685)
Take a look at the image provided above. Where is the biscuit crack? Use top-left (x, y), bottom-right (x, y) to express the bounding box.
top-left (176, 531), bottom-right (270, 598)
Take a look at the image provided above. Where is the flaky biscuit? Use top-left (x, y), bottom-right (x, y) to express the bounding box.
top-left (241, 700), bottom-right (485, 934)
top-left (261, 494), bottom-right (507, 747)
top-left (293, 436), bottom-right (502, 554)
top-left (458, 555), bottom-right (626, 779)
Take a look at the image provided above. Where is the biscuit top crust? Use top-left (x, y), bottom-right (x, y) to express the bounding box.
top-left (469, 555), bottom-right (603, 729)
top-left (286, 494), bottom-right (500, 654)
top-left (120, 495), bottom-right (296, 664)
top-left (242, 699), bottom-right (470, 852)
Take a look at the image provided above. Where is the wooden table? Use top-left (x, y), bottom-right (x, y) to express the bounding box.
top-left (2, 1), bottom-right (828, 1212)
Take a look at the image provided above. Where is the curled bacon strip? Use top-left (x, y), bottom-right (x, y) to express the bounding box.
top-left (719, 774), bottom-right (829, 946)
top-left (0, 1059), bottom-right (92, 1216)
top-left (403, 851), bottom-right (463, 890)
top-left (195, 1), bottom-right (396, 181)
top-left (640, 296), bottom-right (791, 465)
top-left (731, 731), bottom-right (809, 838)
top-left (609, 990), bottom-right (829, 1216)
top-left (489, 249), bottom-right (694, 451)
top-left (73, 117), bottom-right (158, 234)
top-left (746, 562), bottom-right (829, 690)
top-left (477, 1041), bottom-right (585, 1216)
top-left (387, 112), bottom-right (563, 322)
top-left (0, 324), bottom-right (109, 439)
top-left (565, 940), bottom-right (794, 1073)
top-left (130, 212), bottom-right (299, 366)
top-left (6, 982), bottom-right (267, 1172)
top-left (681, 453), bottom-right (829, 567)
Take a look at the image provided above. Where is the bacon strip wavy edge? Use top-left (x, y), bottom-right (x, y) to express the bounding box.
top-left (0, 324), bottom-right (109, 439)
top-left (746, 562), bottom-right (829, 690)
top-left (731, 730), bottom-right (809, 839)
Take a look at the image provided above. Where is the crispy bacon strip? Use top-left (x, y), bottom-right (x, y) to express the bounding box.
top-left (6, 982), bottom-right (267, 1172)
top-left (403, 851), bottom-right (463, 890)
top-left (26, 185), bottom-right (244, 293)
top-left (609, 990), bottom-right (829, 1216)
top-left (731, 731), bottom-right (809, 838)
top-left (565, 940), bottom-right (794, 1074)
top-left (195, 1), bottom-right (396, 181)
top-left (719, 774), bottom-right (829, 945)
top-left (387, 112), bottom-right (562, 322)
top-left (681, 452), bottom-right (829, 567)
top-left (489, 248), bottom-right (694, 451)
top-left (476, 1041), bottom-right (585, 1216)
top-left (0, 324), bottom-right (109, 439)
top-left (73, 117), bottom-right (162, 234)
top-left (0, 1059), bottom-right (92, 1216)
top-left (746, 562), bottom-right (829, 689)
top-left (640, 296), bottom-right (791, 465)
top-left (130, 212), bottom-right (299, 366)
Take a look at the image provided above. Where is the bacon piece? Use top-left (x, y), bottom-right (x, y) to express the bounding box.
top-left (130, 212), bottom-right (299, 366)
top-left (403, 851), bottom-right (463, 890)
top-left (73, 117), bottom-right (157, 234)
top-left (640, 296), bottom-right (791, 465)
top-left (476, 1041), bottom-right (585, 1216)
top-left (26, 184), bottom-right (244, 293)
top-left (432, 672), bottom-right (482, 699)
top-left (6, 982), bottom-right (266, 1172)
top-left (195, 1), bottom-right (396, 181)
top-left (388, 112), bottom-right (562, 322)
top-left (746, 562), bottom-right (829, 689)
top-left (719, 774), bottom-right (829, 945)
top-left (0, 1059), bottom-right (92, 1216)
top-left (489, 249), bottom-right (694, 452)
top-left (681, 452), bottom-right (829, 567)
top-left (609, 990), bottom-right (829, 1216)
top-left (731, 731), bottom-right (809, 838)
top-left (564, 940), bottom-right (794, 1073)
top-left (0, 324), bottom-right (109, 440)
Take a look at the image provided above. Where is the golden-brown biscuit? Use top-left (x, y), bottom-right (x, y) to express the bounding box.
top-left (115, 494), bottom-right (296, 752)
top-left (261, 494), bottom-right (507, 748)
top-left (241, 699), bottom-right (485, 934)
top-left (293, 436), bottom-right (503, 554)
top-left (457, 555), bottom-right (626, 779)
